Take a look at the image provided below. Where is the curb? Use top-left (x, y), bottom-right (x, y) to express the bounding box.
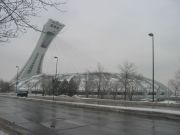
top-left (0, 117), bottom-right (32, 135)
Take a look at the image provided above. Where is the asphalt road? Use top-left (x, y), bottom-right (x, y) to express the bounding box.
top-left (0, 97), bottom-right (180, 135)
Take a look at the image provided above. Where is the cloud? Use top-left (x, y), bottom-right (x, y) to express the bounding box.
top-left (0, 0), bottom-right (180, 85)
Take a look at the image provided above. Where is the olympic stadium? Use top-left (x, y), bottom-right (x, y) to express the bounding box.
top-left (11, 19), bottom-right (170, 100)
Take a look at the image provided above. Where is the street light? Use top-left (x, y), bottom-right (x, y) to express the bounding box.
top-left (54, 56), bottom-right (58, 78)
top-left (16, 66), bottom-right (19, 93)
top-left (53, 56), bottom-right (58, 100)
top-left (148, 33), bottom-right (155, 102)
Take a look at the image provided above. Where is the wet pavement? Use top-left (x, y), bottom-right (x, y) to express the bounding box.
top-left (0, 96), bottom-right (180, 135)
top-left (0, 130), bottom-right (8, 135)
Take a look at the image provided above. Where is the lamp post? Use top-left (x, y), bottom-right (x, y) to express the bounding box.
top-left (16, 66), bottom-right (19, 93)
top-left (148, 33), bottom-right (155, 102)
top-left (167, 81), bottom-right (170, 104)
top-left (53, 56), bottom-right (58, 100)
top-left (54, 56), bottom-right (58, 78)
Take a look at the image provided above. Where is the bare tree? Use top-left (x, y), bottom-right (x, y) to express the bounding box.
top-left (41, 75), bottom-right (52, 95)
top-left (127, 81), bottom-right (137, 101)
top-left (0, 79), bottom-right (13, 92)
top-left (109, 80), bottom-right (121, 100)
top-left (0, 0), bottom-right (65, 42)
top-left (95, 63), bottom-right (105, 99)
top-left (68, 79), bottom-right (78, 97)
top-left (168, 67), bottom-right (180, 97)
top-left (119, 61), bottom-right (138, 100)
top-left (101, 77), bottom-right (109, 99)
top-left (168, 79), bottom-right (180, 97)
top-left (84, 71), bottom-right (91, 98)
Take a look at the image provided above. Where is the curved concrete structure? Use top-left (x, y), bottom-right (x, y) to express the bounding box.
top-left (17, 19), bottom-right (64, 81)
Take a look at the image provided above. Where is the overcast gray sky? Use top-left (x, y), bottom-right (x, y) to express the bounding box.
top-left (0, 0), bottom-right (180, 85)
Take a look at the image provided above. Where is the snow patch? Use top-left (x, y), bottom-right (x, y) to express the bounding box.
top-left (159, 100), bottom-right (177, 104)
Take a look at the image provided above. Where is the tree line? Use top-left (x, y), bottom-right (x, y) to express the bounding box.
top-left (41, 76), bottom-right (78, 97)
top-left (82, 62), bottom-right (144, 101)
top-left (0, 79), bottom-right (13, 92)
top-left (168, 68), bottom-right (180, 97)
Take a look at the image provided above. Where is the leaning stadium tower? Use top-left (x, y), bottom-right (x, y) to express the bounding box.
top-left (14, 19), bottom-right (64, 81)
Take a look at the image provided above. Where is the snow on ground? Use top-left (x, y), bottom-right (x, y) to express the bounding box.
top-left (72, 95), bottom-right (81, 99)
top-left (114, 106), bottom-right (180, 115)
top-left (29, 94), bottom-right (82, 99)
top-left (57, 95), bottom-right (70, 98)
top-left (159, 100), bottom-right (177, 104)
